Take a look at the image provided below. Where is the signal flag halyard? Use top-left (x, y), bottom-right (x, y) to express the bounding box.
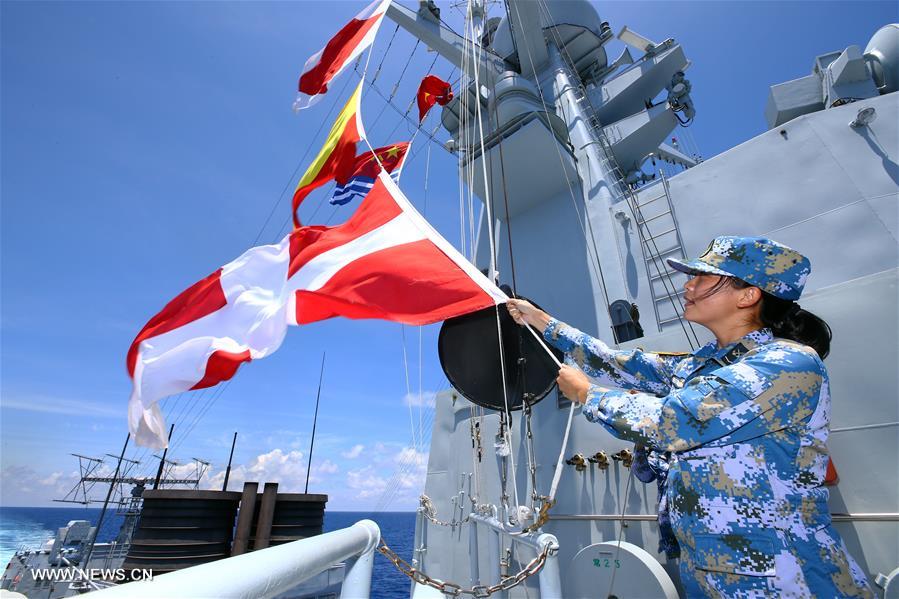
top-left (127, 171), bottom-right (508, 449)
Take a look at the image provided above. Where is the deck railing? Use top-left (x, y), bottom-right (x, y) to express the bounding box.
top-left (82, 519), bottom-right (381, 599)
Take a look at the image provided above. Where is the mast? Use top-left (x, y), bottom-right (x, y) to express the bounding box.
top-left (82, 433), bottom-right (130, 567)
top-left (153, 423), bottom-right (175, 489)
top-left (222, 432), bottom-right (238, 491)
top-left (304, 353), bottom-right (326, 494)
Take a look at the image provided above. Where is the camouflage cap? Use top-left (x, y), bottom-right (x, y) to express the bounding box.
top-left (667, 236), bottom-right (811, 300)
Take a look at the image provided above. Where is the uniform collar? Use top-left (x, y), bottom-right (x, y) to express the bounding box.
top-left (692, 328), bottom-right (773, 361)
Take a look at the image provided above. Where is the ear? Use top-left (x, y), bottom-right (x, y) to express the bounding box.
top-left (736, 286), bottom-right (762, 309)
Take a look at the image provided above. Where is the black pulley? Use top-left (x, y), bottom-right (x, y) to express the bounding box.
top-left (438, 294), bottom-right (563, 411)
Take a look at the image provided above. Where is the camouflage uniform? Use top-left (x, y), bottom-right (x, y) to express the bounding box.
top-left (541, 236), bottom-right (874, 597)
top-left (544, 320), bottom-right (873, 597)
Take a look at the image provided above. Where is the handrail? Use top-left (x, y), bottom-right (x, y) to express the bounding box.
top-left (467, 513), bottom-right (562, 598)
top-left (82, 519), bottom-right (381, 599)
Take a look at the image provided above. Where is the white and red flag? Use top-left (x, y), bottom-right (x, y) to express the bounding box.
top-left (127, 172), bottom-right (507, 448)
top-left (293, 0), bottom-right (391, 112)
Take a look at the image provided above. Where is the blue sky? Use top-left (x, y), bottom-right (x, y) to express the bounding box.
top-left (2, 1), bottom-right (896, 509)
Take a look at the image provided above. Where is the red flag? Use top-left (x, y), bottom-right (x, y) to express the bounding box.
top-left (331, 143), bottom-right (409, 205)
top-left (417, 75), bottom-right (454, 122)
top-left (292, 84), bottom-right (364, 227)
top-left (293, 0), bottom-right (390, 111)
top-left (127, 170), bottom-right (507, 447)
top-left (338, 143), bottom-right (408, 184)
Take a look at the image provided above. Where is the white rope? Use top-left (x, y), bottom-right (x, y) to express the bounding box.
top-left (466, 0), bottom-right (523, 514)
top-left (400, 325), bottom-right (419, 455)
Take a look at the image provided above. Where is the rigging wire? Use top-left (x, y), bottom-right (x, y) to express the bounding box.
top-left (400, 325), bottom-right (419, 454)
top-left (535, 1), bottom-right (699, 348)
top-left (503, 0), bottom-right (619, 343)
top-left (465, 0), bottom-right (522, 516)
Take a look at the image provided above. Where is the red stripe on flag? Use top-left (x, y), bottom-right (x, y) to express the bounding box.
top-left (293, 240), bottom-right (495, 326)
top-left (299, 16), bottom-right (382, 96)
top-left (127, 269), bottom-right (227, 377)
top-left (288, 175), bottom-right (403, 278)
top-left (291, 118), bottom-right (361, 227)
top-left (190, 349), bottom-right (252, 390)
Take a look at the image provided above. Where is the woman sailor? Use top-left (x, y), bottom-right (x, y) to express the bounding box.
top-left (507, 236), bottom-right (873, 598)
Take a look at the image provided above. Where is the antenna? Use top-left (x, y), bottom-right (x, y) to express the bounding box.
top-left (82, 433), bottom-right (130, 567)
top-left (305, 353), bottom-right (326, 494)
top-left (153, 424), bottom-right (176, 490)
top-left (54, 454), bottom-right (104, 505)
top-left (222, 432), bottom-right (238, 491)
top-left (192, 457), bottom-right (211, 489)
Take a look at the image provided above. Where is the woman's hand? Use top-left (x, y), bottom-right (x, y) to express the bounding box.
top-left (506, 299), bottom-right (550, 330)
top-left (557, 365), bottom-right (591, 404)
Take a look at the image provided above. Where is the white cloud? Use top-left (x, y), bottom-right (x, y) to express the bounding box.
top-left (1, 466), bottom-right (83, 506)
top-left (346, 467), bottom-right (388, 499)
top-left (316, 459), bottom-right (339, 474)
top-left (402, 390), bottom-right (437, 408)
top-left (1, 394), bottom-right (121, 418)
top-left (341, 444), bottom-right (364, 459)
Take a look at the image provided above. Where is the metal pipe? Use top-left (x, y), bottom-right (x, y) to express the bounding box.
top-left (487, 525), bottom-right (502, 590)
top-left (153, 424), bottom-right (175, 489)
top-left (83, 434), bottom-right (130, 567)
top-left (468, 520), bottom-right (481, 586)
top-left (410, 510), bottom-right (424, 597)
top-left (549, 513), bottom-right (899, 522)
top-left (536, 533), bottom-right (562, 599)
top-left (305, 353), bottom-right (326, 494)
top-left (469, 516), bottom-right (480, 587)
top-left (82, 519), bottom-right (381, 599)
top-left (469, 514), bottom-right (560, 597)
top-left (340, 526), bottom-right (377, 599)
top-left (222, 432), bottom-right (238, 491)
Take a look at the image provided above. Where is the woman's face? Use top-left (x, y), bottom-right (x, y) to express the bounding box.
top-left (683, 274), bottom-right (742, 326)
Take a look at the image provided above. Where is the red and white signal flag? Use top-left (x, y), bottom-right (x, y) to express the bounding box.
top-left (127, 172), bottom-right (508, 448)
top-left (293, 0), bottom-right (391, 112)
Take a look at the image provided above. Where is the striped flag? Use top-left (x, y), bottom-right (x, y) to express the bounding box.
top-left (127, 171), bottom-right (507, 448)
top-left (293, 0), bottom-right (391, 112)
top-left (292, 83), bottom-right (364, 227)
top-left (331, 143), bottom-right (409, 206)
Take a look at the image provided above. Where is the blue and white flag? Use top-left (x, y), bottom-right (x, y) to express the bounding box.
top-left (329, 143), bottom-right (409, 206)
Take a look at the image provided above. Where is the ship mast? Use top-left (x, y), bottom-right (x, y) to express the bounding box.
top-left (386, 0), bottom-right (697, 339)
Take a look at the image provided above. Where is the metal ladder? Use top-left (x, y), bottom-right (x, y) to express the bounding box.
top-left (564, 75), bottom-right (692, 334)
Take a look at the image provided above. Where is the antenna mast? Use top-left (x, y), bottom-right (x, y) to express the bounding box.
top-left (305, 353), bottom-right (326, 494)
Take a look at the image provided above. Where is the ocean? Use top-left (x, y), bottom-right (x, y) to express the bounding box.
top-left (0, 506), bottom-right (416, 598)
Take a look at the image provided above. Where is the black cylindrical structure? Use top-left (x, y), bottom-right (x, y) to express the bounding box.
top-left (438, 296), bottom-right (563, 410)
top-left (122, 489), bottom-right (241, 576)
top-left (249, 493), bottom-right (328, 549)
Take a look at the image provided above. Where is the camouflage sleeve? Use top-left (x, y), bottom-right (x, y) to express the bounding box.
top-left (582, 344), bottom-right (824, 452)
top-left (543, 318), bottom-right (678, 394)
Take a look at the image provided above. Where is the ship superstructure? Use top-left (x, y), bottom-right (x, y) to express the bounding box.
top-left (392, 3), bottom-right (898, 597)
top-left (3, 3), bottom-right (895, 598)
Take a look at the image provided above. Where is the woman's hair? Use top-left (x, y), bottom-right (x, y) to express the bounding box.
top-left (701, 276), bottom-right (832, 359)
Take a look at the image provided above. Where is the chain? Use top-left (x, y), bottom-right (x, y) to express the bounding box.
top-left (419, 494), bottom-right (471, 527)
top-left (378, 536), bottom-right (553, 597)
